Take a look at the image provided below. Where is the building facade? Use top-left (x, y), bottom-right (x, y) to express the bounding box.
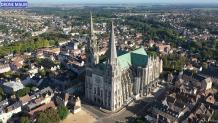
top-left (85, 14), bottom-right (163, 112)
top-left (0, 64), bottom-right (11, 74)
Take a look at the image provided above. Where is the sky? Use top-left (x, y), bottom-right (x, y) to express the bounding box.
top-left (29, 0), bottom-right (218, 4)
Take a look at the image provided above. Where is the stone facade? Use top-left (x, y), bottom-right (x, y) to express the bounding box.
top-left (85, 14), bottom-right (163, 112)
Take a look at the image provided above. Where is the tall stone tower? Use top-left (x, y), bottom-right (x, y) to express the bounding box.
top-left (104, 22), bottom-right (123, 111)
top-left (85, 13), bottom-right (99, 101)
top-left (86, 12), bottom-right (99, 66)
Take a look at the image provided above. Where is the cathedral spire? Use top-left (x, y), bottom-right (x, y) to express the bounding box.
top-left (90, 12), bottom-right (94, 38)
top-left (108, 21), bottom-right (117, 64)
top-left (87, 12), bottom-right (99, 65)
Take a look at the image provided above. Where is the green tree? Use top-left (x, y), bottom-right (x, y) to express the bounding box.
top-left (20, 116), bottom-right (31, 123)
top-left (163, 54), bottom-right (187, 72)
top-left (0, 87), bottom-right (4, 96)
top-left (46, 108), bottom-right (60, 123)
top-left (0, 87), bottom-right (5, 101)
top-left (212, 110), bottom-right (218, 121)
top-left (37, 108), bottom-right (60, 123)
top-left (0, 95), bottom-right (2, 101)
top-left (16, 87), bottom-right (31, 97)
top-left (38, 70), bottom-right (46, 77)
top-left (37, 112), bottom-right (50, 123)
top-left (37, 58), bottom-right (56, 69)
top-left (58, 106), bottom-right (69, 120)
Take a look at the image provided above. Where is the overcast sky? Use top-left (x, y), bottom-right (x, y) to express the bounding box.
top-left (29, 0), bottom-right (218, 4)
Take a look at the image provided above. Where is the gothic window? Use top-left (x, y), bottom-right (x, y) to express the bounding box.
top-left (105, 90), bottom-right (107, 98)
top-left (101, 90), bottom-right (103, 97)
top-left (95, 76), bottom-right (101, 83)
top-left (108, 102), bottom-right (110, 107)
top-left (90, 83), bottom-right (93, 89)
top-left (107, 70), bottom-right (110, 75)
top-left (94, 88), bottom-right (96, 94)
top-left (97, 87), bottom-right (100, 96)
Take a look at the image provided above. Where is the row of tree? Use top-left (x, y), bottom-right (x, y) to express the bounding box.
top-left (162, 54), bottom-right (187, 72)
top-left (37, 105), bottom-right (69, 123)
top-left (19, 106), bottom-right (69, 123)
top-left (124, 16), bottom-right (185, 47)
top-left (0, 38), bottom-right (50, 57)
top-left (15, 87), bottom-right (31, 97)
top-left (182, 38), bottom-right (218, 61)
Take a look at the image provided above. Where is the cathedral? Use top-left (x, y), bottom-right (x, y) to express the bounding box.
top-left (85, 13), bottom-right (163, 112)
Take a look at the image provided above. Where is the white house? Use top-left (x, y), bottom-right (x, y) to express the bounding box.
top-left (202, 77), bottom-right (213, 91)
top-left (0, 102), bottom-right (22, 123)
top-left (3, 81), bottom-right (24, 94)
top-left (0, 64), bottom-right (11, 74)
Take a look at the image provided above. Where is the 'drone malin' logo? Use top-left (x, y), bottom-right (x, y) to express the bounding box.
top-left (0, 0), bottom-right (28, 8)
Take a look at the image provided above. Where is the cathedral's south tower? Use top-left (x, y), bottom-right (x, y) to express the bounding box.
top-left (104, 22), bottom-right (123, 111)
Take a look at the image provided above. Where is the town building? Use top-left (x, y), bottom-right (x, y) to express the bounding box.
top-left (0, 102), bottom-right (22, 123)
top-left (156, 43), bottom-right (171, 54)
top-left (10, 56), bottom-right (24, 71)
top-left (182, 71), bottom-right (212, 91)
top-left (85, 14), bottom-right (163, 112)
top-left (0, 64), bottom-right (11, 74)
top-left (54, 92), bottom-right (69, 106)
top-left (3, 81), bottom-right (24, 94)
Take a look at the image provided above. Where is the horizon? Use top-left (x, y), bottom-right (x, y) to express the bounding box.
top-left (29, 0), bottom-right (218, 4)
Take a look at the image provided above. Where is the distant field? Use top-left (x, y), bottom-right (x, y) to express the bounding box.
top-left (192, 8), bottom-right (218, 10)
top-left (0, 14), bottom-right (27, 18)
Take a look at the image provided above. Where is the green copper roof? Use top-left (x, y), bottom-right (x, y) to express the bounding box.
top-left (131, 47), bottom-right (148, 56)
top-left (117, 53), bottom-right (132, 69)
top-left (98, 47), bottom-right (148, 70)
top-left (117, 47), bottom-right (148, 69)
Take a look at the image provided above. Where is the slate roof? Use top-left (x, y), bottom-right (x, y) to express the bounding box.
top-left (28, 101), bottom-right (55, 116)
top-left (167, 96), bottom-right (176, 104)
top-left (0, 99), bottom-right (8, 108)
top-left (183, 70), bottom-right (207, 82)
top-left (193, 74), bottom-right (206, 82)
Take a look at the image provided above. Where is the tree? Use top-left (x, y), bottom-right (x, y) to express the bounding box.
top-left (0, 95), bottom-right (3, 101)
top-left (162, 54), bottom-right (187, 72)
top-left (20, 116), bottom-right (31, 123)
top-left (58, 106), bottom-right (69, 120)
top-left (212, 110), bottom-right (218, 121)
top-left (16, 87), bottom-right (31, 97)
top-left (37, 58), bottom-right (56, 69)
top-left (0, 87), bottom-right (5, 101)
top-left (0, 87), bottom-right (4, 96)
top-left (38, 70), bottom-right (46, 77)
top-left (37, 112), bottom-right (50, 123)
top-left (37, 108), bottom-right (60, 123)
top-left (46, 108), bottom-right (60, 123)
